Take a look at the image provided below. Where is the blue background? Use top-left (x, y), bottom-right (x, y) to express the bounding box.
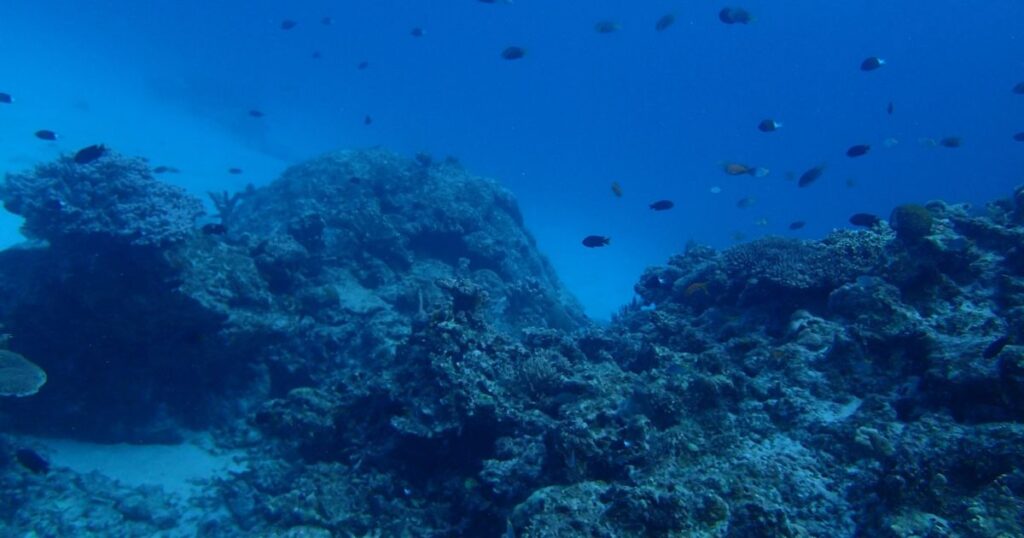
top-left (1, 0), bottom-right (1022, 318)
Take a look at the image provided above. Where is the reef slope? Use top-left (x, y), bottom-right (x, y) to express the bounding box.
top-left (0, 150), bottom-right (1021, 537)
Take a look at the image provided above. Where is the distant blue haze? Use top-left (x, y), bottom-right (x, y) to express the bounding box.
top-left (1, 0), bottom-right (1021, 317)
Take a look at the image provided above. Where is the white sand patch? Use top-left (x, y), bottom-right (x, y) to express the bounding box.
top-left (20, 432), bottom-right (245, 500)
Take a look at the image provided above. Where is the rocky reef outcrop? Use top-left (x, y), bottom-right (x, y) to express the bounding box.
top-left (1, 148), bottom-right (1022, 537)
top-left (0, 148), bottom-right (585, 443)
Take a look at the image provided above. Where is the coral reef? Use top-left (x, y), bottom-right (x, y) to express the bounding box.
top-left (0, 151), bottom-right (204, 247)
top-left (1, 148), bottom-right (1023, 537)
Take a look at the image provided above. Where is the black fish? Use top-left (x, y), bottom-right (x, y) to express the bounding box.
top-left (655, 14), bottom-right (675, 31)
top-left (649, 200), bottom-right (674, 211)
top-left (736, 197), bottom-right (756, 209)
top-left (846, 144), bottom-right (870, 158)
top-left (1014, 132), bottom-right (1024, 142)
top-left (281, 19), bottom-right (297, 30)
top-left (0, 92), bottom-right (12, 103)
top-left (73, 144), bottom-right (106, 164)
top-left (311, 51), bottom-right (322, 59)
top-left (410, 27), bottom-right (425, 37)
top-left (202, 223), bottom-right (227, 236)
top-left (582, 235), bottom-right (610, 248)
top-left (228, 168), bottom-right (243, 175)
top-left (939, 137), bottom-right (961, 148)
top-left (357, 61), bottom-right (369, 70)
top-left (594, 21), bottom-right (620, 33)
top-left (849, 213), bottom-right (880, 227)
top-left (249, 109), bottom-right (265, 118)
top-left (798, 164), bottom-right (825, 187)
top-left (788, 221), bottom-right (806, 230)
top-left (364, 115), bottom-right (373, 125)
top-left (501, 46), bottom-right (526, 60)
top-left (15, 448), bottom-right (49, 475)
top-left (887, 101), bottom-right (894, 115)
top-left (758, 119), bottom-right (781, 132)
top-left (321, 16), bottom-right (334, 25)
top-left (983, 335), bottom-right (1010, 359)
top-left (719, 7), bottom-right (753, 24)
top-left (153, 165), bottom-right (180, 174)
top-left (35, 130), bottom-right (58, 141)
top-left (1013, 82), bottom-right (1024, 94)
top-left (861, 57), bottom-right (885, 71)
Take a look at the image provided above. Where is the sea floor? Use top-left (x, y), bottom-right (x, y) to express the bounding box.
top-left (14, 431), bottom-right (245, 501)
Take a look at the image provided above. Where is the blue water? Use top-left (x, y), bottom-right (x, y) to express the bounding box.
top-left (1, 0), bottom-right (1022, 318)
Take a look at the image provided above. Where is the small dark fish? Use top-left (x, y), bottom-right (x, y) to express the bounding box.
top-left (655, 14), bottom-right (675, 31)
top-left (861, 57), bottom-right (886, 71)
top-left (846, 144), bottom-right (871, 158)
top-left (280, 19), bottom-right (297, 30)
top-left (321, 16), bottom-right (334, 26)
top-left (798, 164), bottom-right (826, 187)
top-left (1013, 82), bottom-right (1024, 95)
top-left (939, 137), bottom-right (962, 148)
top-left (887, 101), bottom-right (894, 115)
top-left (982, 335), bottom-right (1011, 359)
top-left (757, 119), bottom-right (781, 132)
top-left (846, 178), bottom-right (857, 188)
top-left (311, 51), bottom-right (322, 59)
top-left (594, 21), bottom-right (621, 34)
top-left (249, 109), bottom-right (265, 118)
top-left (349, 176), bottom-right (362, 184)
top-left (74, 144), bottom-right (106, 164)
top-left (1013, 132), bottom-right (1024, 142)
top-left (501, 46), bottom-right (527, 60)
top-left (611, 181), bottom-right (623, 197)
top-left (649, 200), bottom-right (674, 211)
top-left (736, 196), bottom-right (756, 209)
top-left (849, 213), bottom-right (881, 227)
top-left (357, 61), bottom-right (369, 70)
top-left (364, 115), bottom-right (373, 125)
top-left (228, 168), bottom-right (243, 175)
top-left (15, 448), bottom-right (49, 475)
top-left (719, 7), bottom-right (753, 24)
top-left (35, 130), bottom-right (58, 141)
top-left (202, 223), bottom-right (227, 236)
top-left (410, 27), bottom-right (425, 37)
top-left (788, 221), bottom-right (806, 230)
top-left (153, 165), bottom-right (180, 174)
top-left (582, 235), bottom-right (610, 248)
top-left (722, 162), bottom-right (769, 177)
top-left (0, 92), bottom-right (12, 103)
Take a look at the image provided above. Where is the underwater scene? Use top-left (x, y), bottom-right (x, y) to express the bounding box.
top-left (1, 0), bottom-right (1023, 536)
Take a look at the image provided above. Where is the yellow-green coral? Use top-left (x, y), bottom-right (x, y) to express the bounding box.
top-left (890, 204), bottom-right (934, 243)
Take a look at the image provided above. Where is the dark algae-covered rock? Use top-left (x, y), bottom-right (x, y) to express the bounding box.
top-left (2, 149), bottom-right (1023, 537)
